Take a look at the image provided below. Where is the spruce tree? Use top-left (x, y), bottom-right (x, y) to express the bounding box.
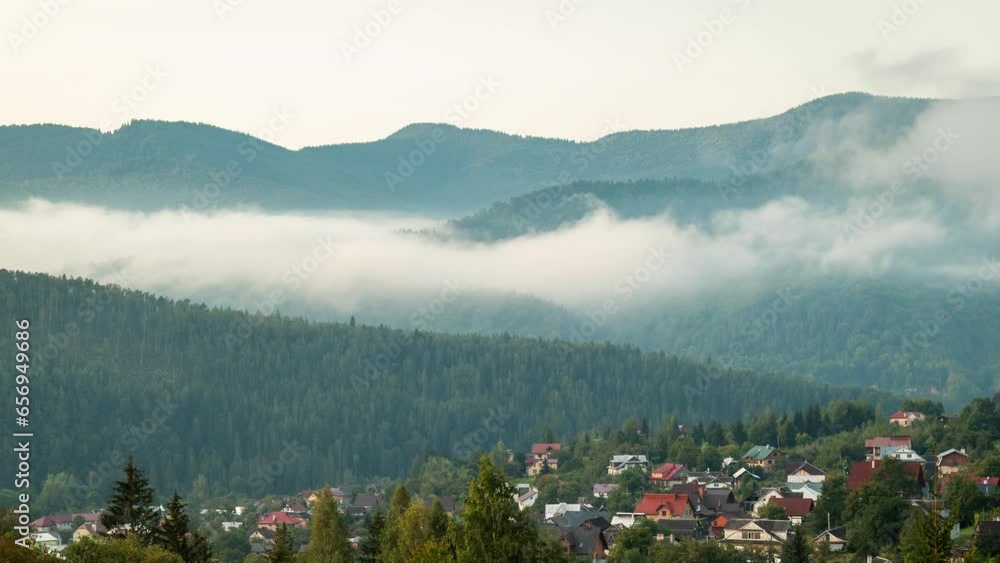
top-left (359, 511), bottom-right (385, 563)
top-left (780, 524), bottom-right (812, 563)
top-left (379, 483), bottom-right (412, 562)
top-left (269, 524), bottom-right (295, 563)
top-left (157, 490), bottom-right (212, 562)
top-left (302, 488), bottom-right (353, 563)
top-left (900, 507), bottom-right (953, 563)
top-left (100, 456), bottom-right (159, 545)
top-left (429, 497), bottom-right (449, 539)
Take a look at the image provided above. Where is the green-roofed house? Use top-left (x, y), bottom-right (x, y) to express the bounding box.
top-left (743, 445), bottom-right (784, 469)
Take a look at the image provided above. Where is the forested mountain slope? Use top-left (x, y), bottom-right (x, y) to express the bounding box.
top-left (0, 93), bottom-right (932, 213)
top-left (0, 269), bottom-right (880, 497)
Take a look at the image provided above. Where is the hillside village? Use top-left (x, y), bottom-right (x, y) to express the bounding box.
top-left (8, 395), bottom-right (1000, 562)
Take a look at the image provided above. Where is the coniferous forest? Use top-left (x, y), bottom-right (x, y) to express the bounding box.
top-left (0, 269), bottom-right (876, 499)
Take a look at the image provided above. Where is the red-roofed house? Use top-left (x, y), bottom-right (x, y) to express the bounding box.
top-left (257, 511), bottom-right (307, 530)
top-left (649, 463), bottom-right (688, 488)
top-left (634, 493), bottom-right (693, 521)
top-left (767, 498), bottom-right (815, 525)
top-left (30, 512), bottom-right (101, 533)
top-left (864, 436), bottom-right (911, 460)
top-left (889, 411), bottom-right (925, 427)
top-left (710, 515), bottom-right (729, 537)
top-left (848, 460), bottom-right (925, 492)
top-left (527, 443), bottom-right (561, 476)
top-left (531, 443), bottom-right (561, 457)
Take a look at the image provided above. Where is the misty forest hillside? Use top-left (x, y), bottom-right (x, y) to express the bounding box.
top-left (0, 269), bottom-right (880, 497)
top-left (0, 93), bottom-right (931, 213)
top-left (2, 92), bottom-right (997, 410)
top-left (330, 279), bottom-right (1000, 405)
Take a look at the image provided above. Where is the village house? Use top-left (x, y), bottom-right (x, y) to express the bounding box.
top-left (655, 518), bottom-right (706, 543)
top-left (648, 463), bottom-right (688, 488)
top-left (685, 470), bottom-right (734, 489)
top-left (257, 510), bottom-right (307, 530)
top-left (710, 515), bottom-right (730, 537)
top-left (720, 519), bottom-right (791, 549)
top-left (282, 502), bottom-right (308, 514)
top-left (526, 443), bottom-right (561, 476)
top-left (889, 411), bottom-right (925, 427)
top-left (306, 486), bottom-right (349, 505)
top-left (30, 532), bottom-right (62, 551)
top-left (975, 476), bottom-right (1000, 496)
top-left (610, 512), bottom-right (644, 528)
top-left (812, 525), bottom-right (848, 551)
top-left (785, 461), bottom-right (826, 484)
top-left (785, 482), bottom-right (824, 501)
top-left (671, 482), bottom-right (740, 517)
top-left (767, 497), bottom-right (814, 526)
top-left (881, 445), bottom-right (927, 463)
top-left (742, 445), bottom-right (784, 469)
top-left (864, 436), bottom-right (911, 461)
top-left (515, 484), bottom-right (539, 510)
top-left (248, 527), bottom-right (276, 543)
top-left (633, 493), bottom-right (694, 521)
top-left (72, 522), bottom-right (107, 543)
top-left (937, 448), bottom-right (970, 475)
top-left (848, 460), bottom-right (926, 492)
top-left (750, 487), bottom-right (803, 516)
top-left (592, 483), bottom-right (619, 498)
top-left (733, 467), bottom-right (762, 487)
top-left (608, 454), bottom-right (649, 475)
top-left (30, 512), bottom-right (101, 534)
top-left (542, 523), bottom-right (607, 560)
top-left (545, 502), bottom-right (592, 520)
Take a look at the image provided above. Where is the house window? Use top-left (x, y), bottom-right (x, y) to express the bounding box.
top-left (742, 532), bottom-right (761, 540)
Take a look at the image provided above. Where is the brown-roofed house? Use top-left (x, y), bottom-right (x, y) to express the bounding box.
top-left (767, 498), bottom-right (814, 525)
top-left (864, 436), bottom-right (911, 460)
top-left (848, 460), bottom-right (925, 492)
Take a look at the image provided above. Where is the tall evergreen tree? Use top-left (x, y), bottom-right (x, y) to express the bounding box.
top-left (781, 524), bottom-right (812, 563)
top-left (429, 497), bottom-right (449, 539)
top-left (379, 483), bottom-right (413, 562)
top-left (900, 507), bottom-right (953, 563)
top-left (100, 457), bottom-right (159, 545)
top-left (358, 511), bottom-right (385, 563)
top-left (301, 488), bottom-right (353, 563)
top-left (269, 524), bottom-right (295, 563)
top-left (157, 491), bottom-right (211, 563)
top-left (457, 456), bottom-right (537, 563)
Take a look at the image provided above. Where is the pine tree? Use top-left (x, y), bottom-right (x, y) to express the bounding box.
top-left (781, 524), bottom-right (812, 563)
top-left (900, 507), bottom-right (953, 563)
top-left (302, 488), bottom-right (353, 563)
top-left (157, 491), bottom-right (212, 562)
top-left (359, 511), bottom-right (385, 563)
top-left (429, 497), bottom-right (449, 539)
top-left (100, 456), bottom-right (160, 545)
top-left (269, 524), bottom-right (295, 563)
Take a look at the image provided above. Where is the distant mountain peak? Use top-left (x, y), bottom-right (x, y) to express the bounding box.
top-left (384, 122), bottom-right (460, 141)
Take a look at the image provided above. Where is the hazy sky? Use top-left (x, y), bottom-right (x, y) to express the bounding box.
top-left (3, 0), bottom-right (998, 148)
